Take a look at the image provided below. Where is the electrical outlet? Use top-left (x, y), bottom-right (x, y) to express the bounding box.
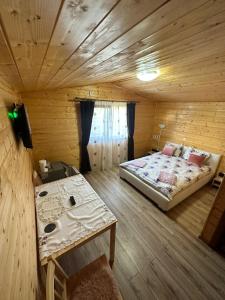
top-left (153, 135), bottom-right (160, 140)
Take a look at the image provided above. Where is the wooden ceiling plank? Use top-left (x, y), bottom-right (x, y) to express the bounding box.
top-left (81, 9), bottom-right (225, 82)
top-left (136, 85), bottom-right (225, 95)
top-left (69, 9), bottom-right (225, 85)
top-left (116, 79), bottom-right (224, 92)
top-left (0, 19), bottom-right (24, 91)
top-left (129, 60), bottom-right (225, 82)
top-left (0, 0), bottom-right (62, 90)
top-left (117, 74), bottom-right (225, 90)
top-left (36, 0), bottom-right (119, 90)
top-left (82, 75), bottom-right (225, 100)
top-left (55, 41), bottom-right (225, 89)
top-left (93, 50), bottom-right (225, 85)
top-left (45, 0), bottom-right (170, 88)
top-left (48, 0), bottom-right (209, 89)
top-left (1, 0), bottom-right (225, 101)
top-left (81, 24), bottom-right (225, 87)
top-left (61, 0), bottom-right (225, 84)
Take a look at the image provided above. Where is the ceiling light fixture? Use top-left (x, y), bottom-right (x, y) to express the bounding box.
top-left (136, 70), bottom-right (160, 81)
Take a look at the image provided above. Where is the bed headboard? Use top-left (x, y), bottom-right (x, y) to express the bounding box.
top-left (167, 142), bottom-right (221, 175)
top-left (206, 153), bottom-right (221, 175)
top-left (165, 143), bottom-right (221, 175)
top-left (181, 145), bottom-right (220, 175)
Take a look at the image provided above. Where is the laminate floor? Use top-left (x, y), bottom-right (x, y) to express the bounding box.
top-left (166, 184), bottom-right (217, 237)
top-left (59, 168), bottom-right (225, 300)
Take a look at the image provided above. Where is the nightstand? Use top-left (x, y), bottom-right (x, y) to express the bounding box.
top-left (212, 173), bottom-right (224, 188)
top-left (147, 149), bottom-right (159, 155)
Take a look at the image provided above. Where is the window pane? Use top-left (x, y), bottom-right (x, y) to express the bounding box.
top-left (89, 102), bottom-right (127, 143)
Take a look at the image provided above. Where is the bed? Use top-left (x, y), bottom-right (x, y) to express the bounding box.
top-left (119, 145), bottom-right (221, 211)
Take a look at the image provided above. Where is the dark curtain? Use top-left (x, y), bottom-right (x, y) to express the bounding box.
top-left (79, 101), bottom-right (95, 173)
top-left (127, 102), bottom-right (136, 160)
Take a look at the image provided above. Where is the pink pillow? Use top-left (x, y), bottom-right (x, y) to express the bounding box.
top-left (188, 153), bottom-right (205, 166)
top-left (158, 171), bottom-right (177, 185)
top-left (162, 145), bottom-right (175, 156)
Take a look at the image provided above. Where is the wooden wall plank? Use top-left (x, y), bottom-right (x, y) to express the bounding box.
top-left (152, 101), bottom-right (225, 171)
top-left (0, 88), bottom-right (38, 299)
top-left (21, 84), bottom-right (154, 169)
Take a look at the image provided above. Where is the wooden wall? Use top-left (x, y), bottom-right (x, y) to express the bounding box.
top-left (0, 86), bottom-right (38, 299)
top-left (152, 101), bottom-right (225, 171)
top-left (21, 84), bottom-right (154, 169)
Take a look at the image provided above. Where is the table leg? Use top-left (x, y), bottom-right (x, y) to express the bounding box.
top-left (109, 223), bottom-right (116, 268)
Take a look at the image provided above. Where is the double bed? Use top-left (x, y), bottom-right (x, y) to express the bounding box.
top-left (119, 145), bottom-right (221, 211)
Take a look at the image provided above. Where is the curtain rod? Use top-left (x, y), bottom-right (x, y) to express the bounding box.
top-left (68, 97), bottom-right (139, 103)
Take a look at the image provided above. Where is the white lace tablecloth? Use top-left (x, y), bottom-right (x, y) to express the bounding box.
top-left (35, 174), bottom-right (117, 262)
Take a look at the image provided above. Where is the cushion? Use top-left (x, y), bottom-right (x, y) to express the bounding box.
top-left (162, 145), bottom-right (175, 156)
top-left (158, 171), bottom-right (177, 185)
top-left (188, 153), bottom-right (205, 166)
top-left (192, 148), bottom-right (211, 162)
top-left (166, 142), bottom-right (183, 157)
top-left (182, 147), bottom-right (193, 160)
top-left (182, 146), bottom-right (211, 162)
top-left (174, 148), bottom-right (182, 157)
top-left (68, 255), bottom-right (122, 300)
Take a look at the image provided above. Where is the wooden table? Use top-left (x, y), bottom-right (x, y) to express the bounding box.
top-left (35, 175), bottom-right (117, 267)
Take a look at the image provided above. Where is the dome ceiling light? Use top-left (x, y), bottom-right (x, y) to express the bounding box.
top-left (136, 70), bottom-right (160, 81)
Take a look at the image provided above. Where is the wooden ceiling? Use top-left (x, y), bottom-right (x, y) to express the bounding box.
top-left (1, 0), bottom-right (225, 101)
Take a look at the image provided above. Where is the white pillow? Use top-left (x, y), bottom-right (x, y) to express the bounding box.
top-left (182, 147), bottom-right (193, 160)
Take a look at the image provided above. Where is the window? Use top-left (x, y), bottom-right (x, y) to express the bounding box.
top-left (89, 101), bottom-right (128, 143)
top-left (88, 101), bottom-right (128, 170)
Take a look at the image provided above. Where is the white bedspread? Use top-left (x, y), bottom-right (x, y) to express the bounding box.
top-left (120, 153), bottom-right (212, 199)
top-left (35, 175), bottom-right (117, 261)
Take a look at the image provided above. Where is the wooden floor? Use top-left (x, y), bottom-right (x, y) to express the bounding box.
top-left (59, 168), bottom-right (225, 300)
top-left (166, 184), bottom-right (217, 237)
